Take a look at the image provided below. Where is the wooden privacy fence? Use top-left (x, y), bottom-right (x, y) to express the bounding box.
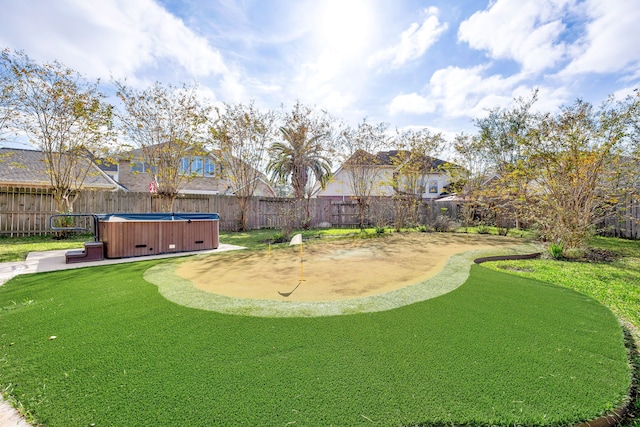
top-left (0, 187), bottom-right (465, 236)
top-left (600, 197), bottom-right (640, 240)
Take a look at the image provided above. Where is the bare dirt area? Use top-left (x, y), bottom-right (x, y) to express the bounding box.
top-left (175, 233), bottom-right (519, 302)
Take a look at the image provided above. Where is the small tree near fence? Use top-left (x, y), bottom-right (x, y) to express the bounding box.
top-left (210, 101), bottom-right (276, 231)
top-left (1, 49), bottom-right (114, 224)
top-left (337, 119), bottom-right (391, 230)
top-left (115, 81), bottom-right (211, 212)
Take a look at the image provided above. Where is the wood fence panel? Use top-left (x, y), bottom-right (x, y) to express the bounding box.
top-left (1, 187), bottom-right (638, 238)
top-left (602, 197), bottom-right (640, 240)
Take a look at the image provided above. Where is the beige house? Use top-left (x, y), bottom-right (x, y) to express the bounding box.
top-left (316, 150), bottom-right (453, 201)
top-left (116, 146), bottom-right (276, 197)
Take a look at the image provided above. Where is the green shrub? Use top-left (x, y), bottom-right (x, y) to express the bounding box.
top-left (496, 226), bottom-right (510, 236)
top-left (549, 243), bottom-right (563, 259)
top-left (271, 231), bottom-right (290, 244)
top-left (477, 225), bottom-right (490, 234)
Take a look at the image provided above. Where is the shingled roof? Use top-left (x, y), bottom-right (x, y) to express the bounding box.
top-left (0, 147), bottom-right (123, 190)
top-left (344, 149), bottom-right (449, 170)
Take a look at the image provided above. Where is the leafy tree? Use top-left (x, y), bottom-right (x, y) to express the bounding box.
top-left (267, 101), bottom-right (333, 198)
top-left (115, 81), bottom-right (211, 212)
top-left (389, 128), bottom-right (445, 228)
top-left (337, 119), bottom-right (391, 229)
top-left (523, 97), bottom-right (633, 251)
top-left (2, 49), bottom-right (113, 215)
top-left (390, 128), bottom-right (445, 195)
top-left (209, 101), bottom-right (276, 231)
top-left (449, 132), bottom-right (491, 228)
top-left (473, 91), bottom-right (539, 231)
top-left (266, 101), bottom-right (334, 228)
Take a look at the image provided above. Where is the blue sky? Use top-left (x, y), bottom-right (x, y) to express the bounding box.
top-left (1, 0), bottom-right (639, 146)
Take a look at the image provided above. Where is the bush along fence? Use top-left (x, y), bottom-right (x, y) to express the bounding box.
top-left (2, 186), bottom-right (637, 238)
top-left (0, 187), bottom-right (461, 236)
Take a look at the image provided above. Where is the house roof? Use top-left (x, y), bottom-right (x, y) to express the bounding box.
top-left (0, 147), bottom-right (123, 190)
top-left (343, 149), bottom-right (450, 171)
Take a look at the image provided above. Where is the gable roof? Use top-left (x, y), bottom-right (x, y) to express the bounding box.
top-left (0, 147), bottom-right (123, 190)
top-left (343, 149), bottom-right (449, 171)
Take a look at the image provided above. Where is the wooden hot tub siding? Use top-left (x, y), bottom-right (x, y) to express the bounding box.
top-left (98, 216), bottom-right (219, 259)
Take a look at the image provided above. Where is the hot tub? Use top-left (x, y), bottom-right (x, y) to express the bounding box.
top-left (96, 213), bottom-right (219, 258)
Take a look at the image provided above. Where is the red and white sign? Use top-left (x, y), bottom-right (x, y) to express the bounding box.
top-left (148, 181), bottom-right (157, 194)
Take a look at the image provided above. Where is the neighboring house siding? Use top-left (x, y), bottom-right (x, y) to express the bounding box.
top-left (117, 160), bottom-right (150, 192)
top-left (118, 153), bottom-right (276, 197)
top-left (118, 158), bottom-right (230, 194)
top-left (321, 168), bottom-right (393, 198)
top-left (318, 167), bottom-right (450, 200)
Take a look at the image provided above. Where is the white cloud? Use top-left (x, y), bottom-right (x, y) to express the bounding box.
top-left (0, 0), bottom-right (241, 93)
top-left (458, 0), bottom-right (572, 73)
top-left (369, 7), bottom-right (448, 69)
top-left (426, 65), bottom-right (518, 117)
top-left (404, 65), bottom-right (569, 119)
top-left (562, 0), bottom-right (640, 76)
top-left (388, 93), bottom-right (434, 116)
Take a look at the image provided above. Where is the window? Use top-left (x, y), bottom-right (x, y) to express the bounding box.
top-left (428, 180), bottom-right (439, 194)
top-left (179, 157), bottom-right (191, 175)
top-left (204, 158), bottom-right (216, 177)
top-left (192, 157), bottom-right (203, 175)
top-left (179, 156), bottom-right (217, 176)
top-left (131, 161), bottom-right (145, 173)
top-left (131, 161), bottom-right (155, 174)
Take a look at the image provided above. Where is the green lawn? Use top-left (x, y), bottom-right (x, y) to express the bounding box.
top-left (0, 234), bottom-right (89, 263)
top-left (481, 235), bottom-right (640, 426)
top-left (0, 248), bottom-right (630, 426)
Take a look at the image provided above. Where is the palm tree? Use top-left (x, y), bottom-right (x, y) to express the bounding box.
top-left (267, 126), bottom-right (332, 199)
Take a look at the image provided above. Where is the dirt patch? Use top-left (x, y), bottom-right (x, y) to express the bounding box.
top-left (175, 233), bottom-right (517, 302)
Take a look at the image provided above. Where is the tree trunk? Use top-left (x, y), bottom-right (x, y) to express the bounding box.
top-left (357, 197), bottom-right (367, 230)
top-left (237, 196), bottom-right (250, 231)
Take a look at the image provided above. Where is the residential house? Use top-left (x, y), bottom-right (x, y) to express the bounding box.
top-left (316, 150), bottom-right (453, 201)
top-left (0, 147), bottom-right (123, 191)
top-left (117, 145), bottom-right (276, 197)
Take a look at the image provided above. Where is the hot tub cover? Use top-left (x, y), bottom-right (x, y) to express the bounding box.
top-left (95, 213), bottom-right (220, 221)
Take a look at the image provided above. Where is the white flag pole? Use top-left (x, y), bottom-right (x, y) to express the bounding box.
top-left (289, 234), bottom-right (304, 282)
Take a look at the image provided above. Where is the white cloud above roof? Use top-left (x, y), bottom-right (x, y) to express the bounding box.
top-left (0, 0), bottom-right (638, 142)
top-left (369, 7), bottom-right (448, 70)
top-left (561, 0), bottom-right (640, 76)
top-left (458, 0), bottom-right (572, 73)
top-left (0, 0), bottom-right (242, 97)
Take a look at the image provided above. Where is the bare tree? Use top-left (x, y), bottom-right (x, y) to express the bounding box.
top-left (115, 81), bottom-right (211, 211)
top-left (209, 101), bottom-right (276, 230)
top-left (448, 132), bottom-right (491, 228)
top-left (2, 49), bottom-right (113, 215)
top-left (391, 128), bottom-right (445, 195)
top-left (337, 119), bottom-right (391, 229)
top-left (389, 128), bottom-right (445, 228)
top-left (0, 49), bottom-right (18, 140)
